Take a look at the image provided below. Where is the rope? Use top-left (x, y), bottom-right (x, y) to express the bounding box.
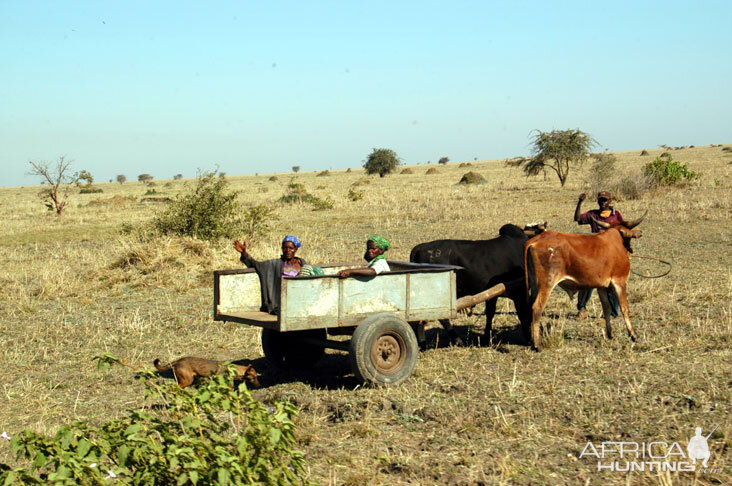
top-left (630, 255), bottom-right (672, 278)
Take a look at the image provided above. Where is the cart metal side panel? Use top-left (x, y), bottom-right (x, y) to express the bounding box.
top-left (216, 270), bottom-right (262, 315)
top-left (407, 271), bottom-right (455, 321)
top-left (280, 276), bottom-right (340, 331)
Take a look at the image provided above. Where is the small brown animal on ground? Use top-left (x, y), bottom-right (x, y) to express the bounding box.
top-left (153, 357), bottom-right (260, 388)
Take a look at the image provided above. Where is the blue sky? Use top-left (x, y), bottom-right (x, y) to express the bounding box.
top-left (1, 1), bottom-right (730, 187)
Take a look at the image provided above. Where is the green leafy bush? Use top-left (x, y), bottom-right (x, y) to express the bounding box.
top-left (0, 355), bottom-right (309, 485)
top-left (643, 155), bottom-right (699, 186)
top-left (151, 170), bottom-right (244, 241)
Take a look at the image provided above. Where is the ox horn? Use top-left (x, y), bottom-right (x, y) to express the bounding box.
top-left (589, 215), bottom-right (611, 229)
top-left (624, 210), bottom-right (648, 229)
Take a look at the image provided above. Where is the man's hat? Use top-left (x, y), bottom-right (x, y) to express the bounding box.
top-left (597, 191), bottom-right (611, 200)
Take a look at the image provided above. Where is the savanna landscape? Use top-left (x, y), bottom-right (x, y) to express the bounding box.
top-left (0, 144), bottom-right (730, 484)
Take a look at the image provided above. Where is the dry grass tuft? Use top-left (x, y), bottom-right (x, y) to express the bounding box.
top-left (400, 168), bottom-right (413, 174)
top-left (425, 167), bottom-right (439, 174)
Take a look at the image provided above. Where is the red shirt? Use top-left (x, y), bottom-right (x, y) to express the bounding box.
top-left (578, 207), bottom-right (625, 233)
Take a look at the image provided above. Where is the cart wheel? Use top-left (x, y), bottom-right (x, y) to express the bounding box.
top-left (349, 313), bottom-right (418, 386)
top-left (261, 329), bottom-right (326, 368)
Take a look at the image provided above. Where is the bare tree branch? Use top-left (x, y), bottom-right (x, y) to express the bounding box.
top-left (27, 156), bottom-right (80, 216)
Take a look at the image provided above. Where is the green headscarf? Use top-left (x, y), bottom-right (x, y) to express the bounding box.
top-left (368, 235), bottom-right (390, 252)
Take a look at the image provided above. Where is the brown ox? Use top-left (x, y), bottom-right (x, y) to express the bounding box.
top-left (524, 212), bottom-right (646, 351)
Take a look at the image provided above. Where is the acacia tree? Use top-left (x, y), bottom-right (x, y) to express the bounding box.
top-left (28, 156), bottom-right (80, 216)
top-left (508, 129), bottom-right (598, 186)
top-left (364, 148), bottom-right (401, 177)
top-left (77, 170), bottom-right (94, 187)
top-left (116, 174), bottom-right (127, 184)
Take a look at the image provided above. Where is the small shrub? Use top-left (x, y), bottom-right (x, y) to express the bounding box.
top-left (346, 168), bottom-right (352, 173)
top-left (352, 177), bottom-right (371, 186)
top-left (721, 146), bottom-right (732, 152)
top-left (292, 165), bottom-right (300, 173)
top-left (116, 174), bottom-right (127, 184)
top-left (585, 152), bottom-right (651, 200)
top-left (317, 170), bottom-right (330, 177)
top-left (438, 157), bottom-right (449, 165)
top-left (146, 181), bottom-right (157, 187)
top-left (640, 150), bottom-right (649, 156)
top-left (79, 187), bottom-right (103, 194)
top-left (643, 155), bottom-right (699, 186)
top-left (425, 168), bottom-right (439, 174)
top-left (279, 180), bottom-right (333, 210)
top-left (242, 204), bottom-right (277, 241)
top-left (458, 171), bottom-right (486, 184)
top-left (173, 173), bottom-right (183, 180)
top-left (660, 152), bottom-right (670, 158)
top-left (347, 188), bottom-right (364, 201)
top-left (144, 189), bottom-right (159, 195)
top-left (151, 169), bottom-right (244, 241)
top-left (609, 175), bottom-right (651, 200)
top-left (269, 175), bottom-right (278, 181)
top-left (588, 152), bottom-right (617, 186)
top-left (310, 196), bottom-right (334, 211)
top-left (400, 168), bottom-right (413, 174)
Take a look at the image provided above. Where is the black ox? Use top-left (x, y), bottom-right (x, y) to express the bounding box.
top-left (409, 223), bottom-right (546, 345)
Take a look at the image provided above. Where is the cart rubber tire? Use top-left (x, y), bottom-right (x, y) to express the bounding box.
top-left (349, 313), bottom-right (418, 386)
top-left (261, 328), bottom-right (326, 368)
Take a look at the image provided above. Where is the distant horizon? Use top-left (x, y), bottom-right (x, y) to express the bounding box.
top-left (5, 142), bottom-right (725, 190)
top-left (3, 1), bottom-right (731, 188)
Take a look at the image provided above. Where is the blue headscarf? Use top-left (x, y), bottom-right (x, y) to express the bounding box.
top-left (282, 235), bottom-right (302, 248)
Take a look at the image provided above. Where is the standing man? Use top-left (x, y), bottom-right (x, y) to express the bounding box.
top-left (574, 191), bottom-right (625, 319)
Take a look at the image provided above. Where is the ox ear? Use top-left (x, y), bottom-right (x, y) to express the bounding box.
top-left (589, 215), bottom-right (611, 229)
top-left (618, 227), bottom-right (641, 239)
top-left (624, 210), bottom-right (648, 229)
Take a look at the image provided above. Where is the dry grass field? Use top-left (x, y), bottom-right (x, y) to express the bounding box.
top-left (1, 144), bottom-right (730, 484)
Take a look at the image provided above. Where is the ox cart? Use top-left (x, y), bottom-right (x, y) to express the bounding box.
top-left (213, 261), bottom-right (507, 385)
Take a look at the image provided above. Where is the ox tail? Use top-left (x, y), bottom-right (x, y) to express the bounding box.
top-left (524, 244), bottom-right (539, 310)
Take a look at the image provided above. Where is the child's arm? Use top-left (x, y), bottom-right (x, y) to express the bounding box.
top-left (337, 267), bottom-right (377, 278)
